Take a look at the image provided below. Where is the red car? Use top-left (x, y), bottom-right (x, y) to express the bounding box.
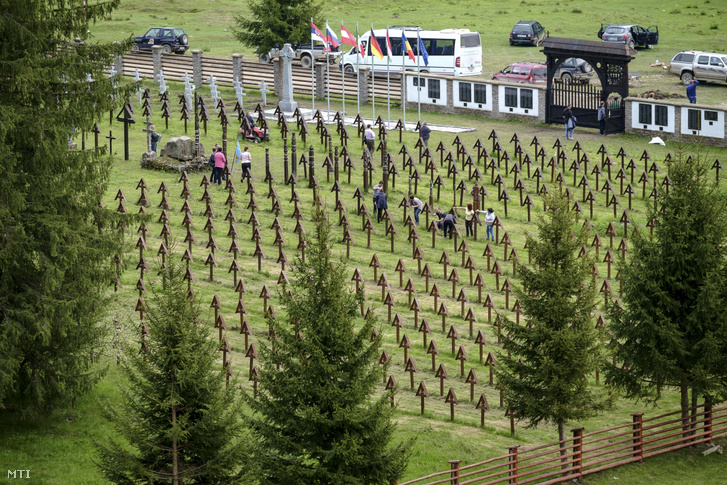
top-left (492, 62), bottom-right (547, 84)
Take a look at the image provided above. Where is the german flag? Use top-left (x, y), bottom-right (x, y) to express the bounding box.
top-left (369, 29), bottom-right (384, 60)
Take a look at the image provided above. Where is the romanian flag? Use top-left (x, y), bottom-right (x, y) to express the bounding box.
top-left (418, 36), bottom-right (429, 66)
top-left (369, 28), bottom-right (384, 60)
top-left (340, 24), bottom-right (357, 47)
top-left (385, 28), bottom-right (393, 61)
top-left (401, 32), bottom-right (415, 61)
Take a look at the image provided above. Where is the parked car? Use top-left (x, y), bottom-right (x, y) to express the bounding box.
top-left (492, 62), bottom-right (547, 84)
top-left (509, 21), bottom-right (547, 46)
top-left (259, 43), bottom-right (341, 68)
top-left (554, 58), bottom-right (595, 84)
top-left (598, 24), bottom-right (658, 49)
top-left (670, 50), bottom-right (727, 85)
top-left (132, 27), bottom-right (189, 54)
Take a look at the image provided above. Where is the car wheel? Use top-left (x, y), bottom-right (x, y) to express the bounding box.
top-left (300, 55), bottom-right (312, 69)
top-left (628, 40), bottom-right (635, 50)
top-left (680, 71), bottom-right (694, 85)
top-left (561, 73), bottom-right (573, 84)
top-left (131, 44), bottom-right (140, 52)
top-left (344, 64), bottom-right (355, 74)
top-left (162, 44), bottom-right (172, 54)
top-left (259, 53), bottom-right (271, 63)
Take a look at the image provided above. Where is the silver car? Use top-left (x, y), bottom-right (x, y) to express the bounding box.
top-left (598, 24), bottom-right (659, 50)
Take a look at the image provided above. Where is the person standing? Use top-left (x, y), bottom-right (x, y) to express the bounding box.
top-left (686, 79), bottom-right (699, 104)
top-left (439, 210), bottom-right (457, 239)
top-left (454, 203), bottom-right (475, 237)
top-left (364, 124), bottom-right (376, 154)
top-left (409, 195), bottom-right (423, 226)
top-left (419, 121), bottom-right (431, 147)
top-left (484, 208), bottom-right (496, 241)
top-left (376, 189), bottom-right (388, 223)
top-left (208, 146), bottom-right (218, 183)
top-left (150, 124), bottom-right (161, 153)
top-left (597, 101), bottom-right (607, 136)
top-left (213, 147), bottom-right (227, 187)
top-left (372, 180), bottom-right (383, 207)
top-left (563, 104), bottom-right (575, 140)
top-left (240, 145), bottom-right (252, 181)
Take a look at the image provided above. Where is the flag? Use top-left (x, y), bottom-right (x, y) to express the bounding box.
top-left (369, 29), bottom-right (384, 60)
top-left (234, 139), bottom-right (243, 163)
top-left (417, 36), bottom-right (429, 66)
top-left (355, 23), bottom-right (364, 58)
top-left (326, 23), bottom-right (340, 48)
top-left (341, 24), bottom-right (357, 47)
top-left (385, 28), bottom-right (393, 61)
top-left (311, 21), bottom-right (326, 48)
top-left (402, 32), bottom-right (415, 61)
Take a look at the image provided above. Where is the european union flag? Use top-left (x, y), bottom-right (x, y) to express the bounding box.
top-left (417, 37), bottom-right (429, 66)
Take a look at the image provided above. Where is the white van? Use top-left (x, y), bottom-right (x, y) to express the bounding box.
top-left (340, 27), bottom-right (482, 77)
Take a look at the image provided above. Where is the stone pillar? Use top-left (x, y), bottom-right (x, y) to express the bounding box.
top-left (232, 54), bottom-right (244, 82)
top-left (315, 64), bottom-right (325, 100)
top-left (113, 55), bottom-right (124, 78)
top-left (359, 68), bottom-right (370, 105)
top-left (192, 50), bottom-right (203, 88)
top-left (273, 59), bottom-right (283, 98)
top-left (152, 45), bottom-right (163, 81)
top-left (278, 44), bottom-right (298, 112)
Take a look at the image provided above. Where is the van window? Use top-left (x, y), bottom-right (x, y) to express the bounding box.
top-left (674, 53), bottom-right (694, 63)
top-left (697, 56), bottom-right (709, 65)
top-left (431, 39), bottom-right (454, 56)
top-left (460, 33), bottom-right (481, 48)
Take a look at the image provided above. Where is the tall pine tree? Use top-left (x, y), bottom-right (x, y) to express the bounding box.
top-left (244, 206), bottom-right (410, 485)
top-left (606, 150), bottom-right (727, 422)
top-left (233, 0), bottom-right (322, 56)
top-left (0, 0), bottom-right (133, 414)
top-left (96, 261), bottom-right (246, 484)
top-left (496, 191), bottom-right (611, 445)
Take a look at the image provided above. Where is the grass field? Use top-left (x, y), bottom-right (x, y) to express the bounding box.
top-left (87, 0), bottom-right (727, 105)
top-left (2, 1), bottom-right (727, 483)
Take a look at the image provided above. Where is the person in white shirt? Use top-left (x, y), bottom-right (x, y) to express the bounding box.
top-left (364, 124), bottom-right (376, 153)
top-left (484, 208), bottom-right (496, 241)
top-left (409, 195), bottom-right (424, 225)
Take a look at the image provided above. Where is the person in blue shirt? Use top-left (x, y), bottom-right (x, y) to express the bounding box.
top-left (686, 80), bottom-right (699, 104)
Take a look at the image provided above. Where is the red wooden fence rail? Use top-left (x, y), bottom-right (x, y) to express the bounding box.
top-left (397, 404), bottom-right (727, 485)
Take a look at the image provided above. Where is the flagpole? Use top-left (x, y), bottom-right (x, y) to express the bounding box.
top-left (386, 26), bottom-right (390, 130)
top-left (341, 21), bottom-right (346, 120)
top-left (402, 35), bottom-right (406, 129)
top-left (371, 24), bottom-right (376, 123)
top-left (417, 30), bottom-right (421, 122)
top-left (356, 22), bottom-right (360, 116)
top-left (311, 17), bottom-right (315, 113)
top-left (326, 20), bottom-right (331, 122)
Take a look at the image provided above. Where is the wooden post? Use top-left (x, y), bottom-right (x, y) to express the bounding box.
top-left (571, 427), bottom-right (584, 478)
top-left (631, 413), bottom-right (644, 462)
top-left (449, 460), bottom-right (461, 485)
top-left (507, 445), bottom-right (519, 485)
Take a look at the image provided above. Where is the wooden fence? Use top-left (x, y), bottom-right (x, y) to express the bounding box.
top-left (398, 403), bottom-right (727, 485)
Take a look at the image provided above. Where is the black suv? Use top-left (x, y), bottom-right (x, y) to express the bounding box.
top-left (510, 21), bottom-right (546, 46)
top-left (133, 27), bottom-right (189, 54)
top-left (554, 58), bottom-right (596, 84)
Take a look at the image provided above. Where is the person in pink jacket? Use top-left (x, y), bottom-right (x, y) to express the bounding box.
top-left (213, 146), bottom-right (227, 186)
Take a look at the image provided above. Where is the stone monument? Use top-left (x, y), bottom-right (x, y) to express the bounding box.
top-left (278, 43), bottom-right (298, 113)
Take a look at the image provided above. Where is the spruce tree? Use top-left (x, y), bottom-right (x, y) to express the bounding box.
top-left (495, 191), bottom-right (610, 445)
top-left (233, 0), bottom-right (322, 56)
top-left (606, 150), bottom-right (727, 422)
top-left (0, 0), bottom-right (133, 414)
top-left (96, 261), bottom-right (245, 484)
top-left (244, 207), bottom-right (410, 485)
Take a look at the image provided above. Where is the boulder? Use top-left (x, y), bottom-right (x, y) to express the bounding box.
top-left (159, 136), bottom-right (203, 161)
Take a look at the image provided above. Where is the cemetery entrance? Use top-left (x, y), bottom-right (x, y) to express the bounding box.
top-left (542, 38), bottom-right (634, 134)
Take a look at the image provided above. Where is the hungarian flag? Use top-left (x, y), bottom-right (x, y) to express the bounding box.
top-left (401, 32), bottom-right (415, 61)
top-left (340, 24), bottom-right (357, 47)
top-left (326, 22), bottom-right (340, 48)
top-left (369, 29), bottom-right (384, 60)
top-left (385, 28), bottom-right (393, 61)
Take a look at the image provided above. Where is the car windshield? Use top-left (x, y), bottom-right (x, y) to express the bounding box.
top-left (533, 68), bottom-right (547, 77)
top-left (513, 25), bottom-right (532, 33)
top-left (605, 27), bottom-right (627, 34)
